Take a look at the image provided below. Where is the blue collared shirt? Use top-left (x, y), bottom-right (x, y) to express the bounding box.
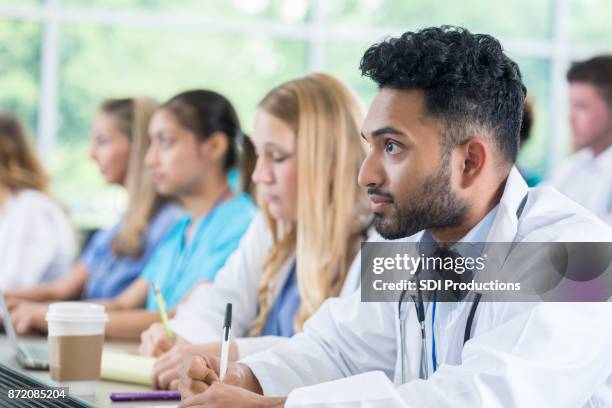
top-left (423, 205), bottom-right (499, 374)
top-left (261, 261), bottom-right (299, 337)
top-left (82, 204), bottom-right (184, 299)
top-left (417, 206), bottom-right (498, 256)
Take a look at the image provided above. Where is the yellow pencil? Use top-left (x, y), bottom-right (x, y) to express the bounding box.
top-left (152, 283), bottom-right (174, 340)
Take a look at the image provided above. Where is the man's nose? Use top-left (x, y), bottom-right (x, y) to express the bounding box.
top-left (358, 150), bottom-right (385, 189)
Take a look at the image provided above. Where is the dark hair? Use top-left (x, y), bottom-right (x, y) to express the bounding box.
top-left (359, 25), bottom-right (526, 163)
top-left (519, 97), bottom-right (534, 145)
top-left (567, 55), bottom-right (612, 104)
top-left (162, 90), bottom-right (255, 194)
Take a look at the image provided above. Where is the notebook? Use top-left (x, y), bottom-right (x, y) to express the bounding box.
top-left (100, 349), bottom-right (155, 386)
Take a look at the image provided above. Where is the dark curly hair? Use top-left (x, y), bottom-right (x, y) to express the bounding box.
top-left (360, 26), bottom-right (526, 163)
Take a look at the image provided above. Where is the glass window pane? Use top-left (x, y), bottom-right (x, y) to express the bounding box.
top-left (568, 0), bottom-right (612, 48)
top-left (0, 0), bottom-right (41, 5)
top-left (0, 19), bottom-right (41, 136)
top-left (323, 0), bottom-right (553, 40)
top-left (60, 0), bottom-right (310, 23)
top-left (53, 23), bottom-right (307, 226)
top-left (322, 41), bottom-right (377, 109)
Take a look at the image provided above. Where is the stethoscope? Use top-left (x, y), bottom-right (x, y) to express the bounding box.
top-left (397, 192), bottom-right (529, 382)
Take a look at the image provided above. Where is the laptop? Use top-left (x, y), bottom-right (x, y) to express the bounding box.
top-left (0, 293), bottom-right (49, 370)
top-left (0, 363), bottom-right (94, 407)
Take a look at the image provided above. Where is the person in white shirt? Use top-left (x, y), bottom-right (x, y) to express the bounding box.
top-left (176, 26), bottom-right (612, 408)
top-left (137, 73), bottom-right (373, 390)
top-left (0, 113), bottom-right (75, 291)
top-left (549, 55), bottom-right (612, 225)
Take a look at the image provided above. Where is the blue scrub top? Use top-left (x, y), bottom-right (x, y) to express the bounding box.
top-left (262, 262), bottom-right (300, 337)
top-left (143, 192), bottom-right (256, 311)
top-left (81, 204), bottom-right (184, 299)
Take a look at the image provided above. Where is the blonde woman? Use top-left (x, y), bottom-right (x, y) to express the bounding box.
top-left (138, 73), bottom-right (372, 390)
top-left (0, 114), bottom-right (75, 291)
top-left (6, 97), bottom-right (183, 334)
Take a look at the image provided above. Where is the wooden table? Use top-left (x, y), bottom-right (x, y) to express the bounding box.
top-left (0, 334), bottom-right (178, 407)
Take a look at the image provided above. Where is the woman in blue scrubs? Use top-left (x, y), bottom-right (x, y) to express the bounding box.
top-left (100, 90), bottom-right (257, 339)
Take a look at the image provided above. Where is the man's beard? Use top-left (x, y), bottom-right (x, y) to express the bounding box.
top-left (372, 161), bottom-right (468, 240)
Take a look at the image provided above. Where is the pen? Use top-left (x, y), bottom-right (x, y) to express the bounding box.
top-left (110, 390), bottom-right (181, 401)
top-left (152, 282), bottom-right (174, 340)
top-left (219, 303), bottom-right (232, 380)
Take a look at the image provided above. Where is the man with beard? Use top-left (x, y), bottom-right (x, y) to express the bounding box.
top-left (177, 26), bottom-right (612, 408)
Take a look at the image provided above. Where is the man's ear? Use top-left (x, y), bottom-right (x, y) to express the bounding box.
top-left (458, 138), bottom-right (487, 188)
top-left (200, 131), bottom-right (229, 163)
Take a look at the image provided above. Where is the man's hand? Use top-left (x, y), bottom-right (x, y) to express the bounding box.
top-left (178, 355), bottom-right (263, 399)
top-left (139, 322), bottom-right (180, 357)
top-left (178, 356), bottom-right (284, 408)
top-left (178, 383), bottom-right (286, 408)
top-left (179, 355), bottom-right (225, 398)
top-left (8, 301), bottom-right (48, 334)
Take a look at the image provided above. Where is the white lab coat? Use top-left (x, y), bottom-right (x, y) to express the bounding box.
top-left (169, 212), bottom-right (369, 358)
top-left (241, 167), bottom-right (612, 407)
top-left (549, 145), bottom-right (612, 226)
top-left (0, 189), bottom-right (76, 291)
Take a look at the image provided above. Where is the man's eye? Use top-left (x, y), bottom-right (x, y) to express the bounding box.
top-left (384, 141), bottom-right (401, 155)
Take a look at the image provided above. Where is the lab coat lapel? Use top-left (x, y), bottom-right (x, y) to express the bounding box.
top-left (486, 166), bottom-right (529, 243)
top-left (394, 300), bottom-right (423, 384)
top-left (483, 167), bottom-right (530, 270)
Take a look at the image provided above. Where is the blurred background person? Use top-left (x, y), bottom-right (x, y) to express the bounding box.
top-left (549, 56), bottom-right (612, 225)
top-left (6, 97), bottom-right (183, 333)
top-left (0, 113), bottom-right (75, 291)
top-left (517, 97), bottom-right (542, 186)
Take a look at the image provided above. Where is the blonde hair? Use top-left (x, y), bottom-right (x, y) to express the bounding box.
top-left (250, 73), bottom-right (371, 335)
top-left (0, 113), bottom-right (49, 194)
top-left (100, 97), bottom-right (166, 258)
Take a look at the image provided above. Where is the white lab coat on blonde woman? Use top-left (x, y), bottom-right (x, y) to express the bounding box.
top-left (168, 212), bottom-right (370, 358)
top-left (239, 167), bottom-right (612, 408)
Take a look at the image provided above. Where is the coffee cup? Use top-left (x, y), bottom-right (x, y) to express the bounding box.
top-left (46, 302), bottom-right (108, 395)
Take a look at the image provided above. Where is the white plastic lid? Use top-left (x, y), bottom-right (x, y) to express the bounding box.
top-left (46, 302), bottom-right (108, 323)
